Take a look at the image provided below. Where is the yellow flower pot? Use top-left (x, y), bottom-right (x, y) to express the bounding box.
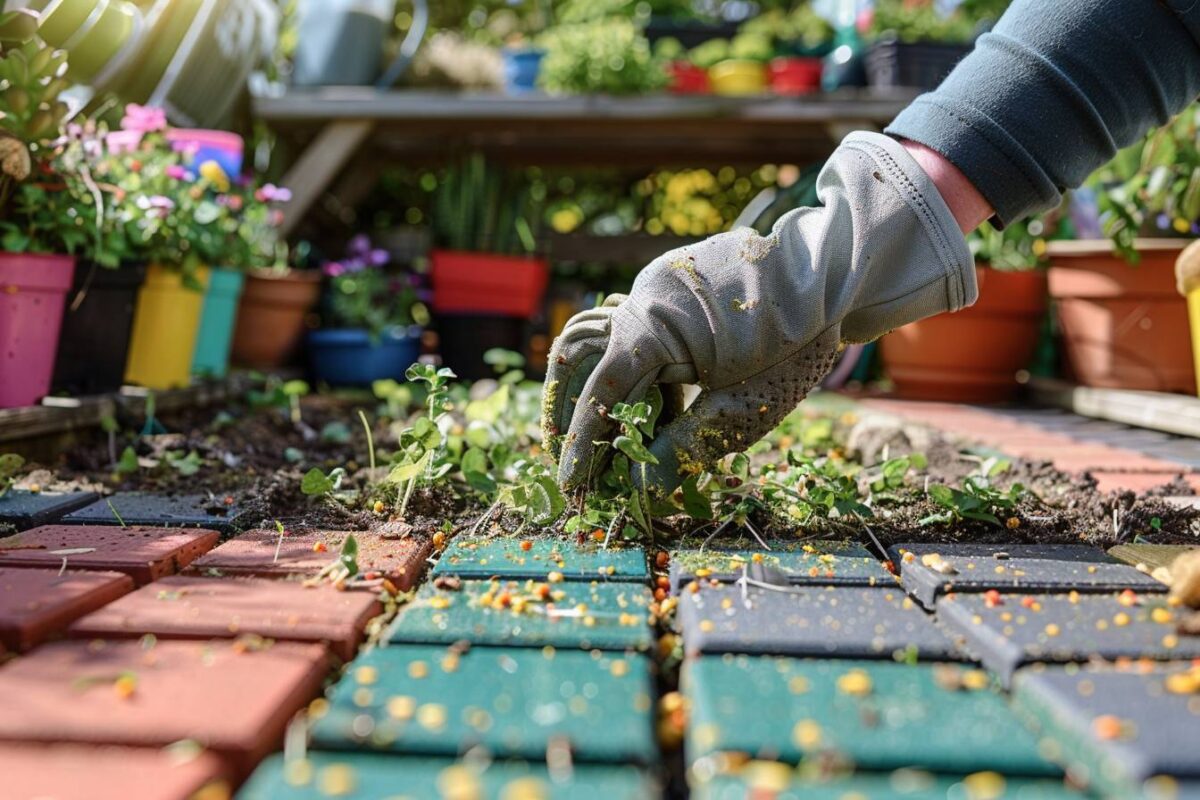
top-left (709, 59), bottom-right (767, 96)
top-left (124, 264), bottom-right (210, 390)
top-left (1189, 288), bottom-right (1200, 396)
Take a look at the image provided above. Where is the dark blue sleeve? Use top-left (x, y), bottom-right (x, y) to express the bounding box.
top-left (885, 0), bottom-right (1200, 226)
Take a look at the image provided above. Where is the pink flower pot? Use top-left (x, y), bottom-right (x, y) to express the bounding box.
top-left (0, 252), bottom-right (76, 408)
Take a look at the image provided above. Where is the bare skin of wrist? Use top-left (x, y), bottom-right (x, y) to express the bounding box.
top-left (899, 139), bottom-right (993, 234)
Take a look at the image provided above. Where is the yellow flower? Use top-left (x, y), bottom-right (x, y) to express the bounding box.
top-left (198, 160), bottom-right (231, 192)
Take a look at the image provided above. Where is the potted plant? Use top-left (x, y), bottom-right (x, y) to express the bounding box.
top-left (537, 15), bottom-right (666, 96)
top-left (308, 235), bottom-right (425, 386)
top-left (880, 220), bottom-right (1049, 402)
top-left (864, 0), bottom-right (979, 92)
top-left (655, 37), bottom-right (709, 95)
top-left (706, 32), bottom-right (771, 97)
top-left (741, 6), bottom-right (833, 96)
top-left (0, 10), bottom-right (85, 408)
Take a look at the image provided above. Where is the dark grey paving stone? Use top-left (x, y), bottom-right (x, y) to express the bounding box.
top-left (890, 543), bottom-right (1164, 610)
top-left (1013, 664), bottom-right (1200, 798)
top-left (679, 583), bottom-right (963, 660)
top-left (937, 591), bottom-right (1200, 687)
top-left (669, 540), bottom-right (892, 591)
top-left (695, 771), bottom-right (1086, 800)
top-left (0, 491), bottom-right (98, 531)
top-left (1137, 442), bottom-right (1200, 468)
top-left (61, 493), bottom-right (245, 533)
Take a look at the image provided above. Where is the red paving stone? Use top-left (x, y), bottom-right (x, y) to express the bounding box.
top-left (0, 639), bottom-right (329, 778)
top-left (69, 575), bottom-right (382, 661)
top-left (1091, 472), bottom-right (1200, 494)
top-left (0, 743), bottom-right (230, 800)
top-left (188, 529), bottom-right (431, 591)
top-left (0, 526), bottom-right (220, 586)
top-left (0, 569), bottom-right (133, 655)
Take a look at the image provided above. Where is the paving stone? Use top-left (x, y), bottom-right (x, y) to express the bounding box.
top-left (684, 655), bottom-right (1057, 776)
top-left (890, 543), bottom-right (1164, 610)
top-left (1093, 472), bottom-right (1200, 495)
top-left (669, 540), bottom-right (892, 590)
top-left (937, 591), bottom-right (1200, 687)
top-left (694, 769), bottom-right (1084, 799)
top-left (389, 578), bottom-right (653, 651)
top-left (1013, 664), bottom-right (1200, 798)
top-left (0, 639), bottom-right (329, 778)
top-left (0, 490), bottom-right (98, 531)
top-left (62, 492), bottom-right (245, 532)
top-left (241, 752), bottom-right (657, 799)
top-left (0, 568), bottom-right (133, 654)
top-left (188, 529), bottom-right (431, 591)
top-left (69, 576), bottom-right (381, 661)
top-left (310, 644), bottom-right (655, 763)
top-left (1108, 543), bottom-right (1195, 577)
top-left (0, 525), bottom-right (220, 585)
top-left (433, 536), bottom-right (649, 583)
top-left (0, 743), bottom-right (231, 800)
top-left (679, 583), bottom-right (962, 660)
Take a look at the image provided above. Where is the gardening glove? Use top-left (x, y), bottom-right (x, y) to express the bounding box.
top-left (543, 131), bottom-right (977, 492)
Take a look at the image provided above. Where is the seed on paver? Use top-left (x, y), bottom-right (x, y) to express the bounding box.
top-left (1069, 591), bottom-right (1080, 604)
top-left (792, 719), bottom-right (822, 749)
top-left (409, 661), bottom-right (429, 679)
top-left (548, 571), bottom-right (563, 583)
top-left (1044, 624), bottom-right (1061, 637)
top-left (312, 542), bottom-right (327, 553)
top-left (309, 698), bottom-right (329, 719)
top-left (963, 771), bottom-right (1006, 799)
top-left (113, 673), bottom-right (136, 699)
top-left (984, 590), bottom-right (1003, 608)
top-left (372, 501), bottom-right (385, 515)
top-left (1151, 607), bottom-right (1173, 624)
top-left (441, 654), bottom-right (459, 673)
top-left (1164, 671), bottom-right (1200, 695)
top-left (1114, 613), bottom-right (1131, 626)
top-left (432, 532), bottom-right (446, 551)
top-left (284, 757), bottom-right (313, 786)
top-left (655, 552), bottom-right (669, 569)
top-left (836, 669), bottom-right (872, 696)
top-left (1118, 590), bottom-right (1139, 607)
top-left (318, 764), bottom-right (356, 796)
top-left (386, 696), bottom-right (415, 720)
top-left (1092, 714), bottom-right (1127, 740)
top-left (352, 688), bottom-right (373, 707)
top-left (788, 676), bottom-right (810, 694)
top-left (417, 703), bottom-right (447, 732)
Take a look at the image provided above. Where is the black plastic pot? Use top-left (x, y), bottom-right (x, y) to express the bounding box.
top-left (865, 38), bottom-right (970, 91)
top-left (436, 313), bottom-right (525, 381)
top-left (51, 262), bottom-right (146, 396)
top-left (645, 17), bottom-right (739, 48)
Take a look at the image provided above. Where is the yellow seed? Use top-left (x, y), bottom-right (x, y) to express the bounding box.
top-left (417, 703), bottom-right (448, 732)
top-left (1165, 673), bottom-right (1200, 695)
top-left (317, 764), bottom-right (357, 797)
top-left (387, 695), bottom-right (416, 720)
top-left (1151, 607), bottom-right (1173, 624)
top-left (1113, 613), bottom-right (1131, 627)
top-left (836, 669), bottom-right (873, 697)
top-left (113, 675), bottom-right (136, 700)
top-left (792, 719), bottom-right (822, 749)
top-left (961, 670), bottom-right (990, 691)
top-left (355, 666), bottom-right (378, 685)
top-left (1044, 624), bottom-right (1061, 637)
top-left (372, 500), bottom-right (385, 514)
top-left (408, 660), bottom-right (429, 679)
top-left (352, 688), bottom-right (373, 707)
top-left (611, 659), bottom-right (629, 678)
top-left (548, 571), bottom-right (564, 583)
top-left (962, 771), bottom-right (1006, 800)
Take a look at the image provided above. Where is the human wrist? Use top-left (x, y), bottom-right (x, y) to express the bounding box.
top-left (898, 138), bottom-right (993, 233)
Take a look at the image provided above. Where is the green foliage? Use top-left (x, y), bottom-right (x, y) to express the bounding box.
top-left (302, 467), bottom-right (345, 498)
top-left (870, 0), bottom-right (978, 44)
top-left (538, 18), bottom-right (666, 96)
top-left (430, 152), bottom-right (543, 255)
top-left (386, 364), bottom-right (458, 518)
top-left (0, 452), bottom-right (24, 498)
top-left (920, 457), bottom-right (1025, 527)
top-left (967, 219), bottom-right (1049, 271)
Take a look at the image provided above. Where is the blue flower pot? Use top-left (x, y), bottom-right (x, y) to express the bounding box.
top-left (308, 327), bottom-right (421, 386)
top-left (502, 48), bottom-right (545, 94)
top-left (192, 267), bottom-right (245, 378)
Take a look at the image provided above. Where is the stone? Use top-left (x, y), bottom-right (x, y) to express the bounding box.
top-left (0, 744), bottom-right (230, 800)
top-left (668, 540), bottom-right (892, 590)
top-left (684, 655), bottom-right (1058, 776)
top-left (0, 525), bottom-right (220, 586)
top-left (69, 576), bottom-right (382, 661)
top-left (679, 583), bottom-right (961, 660)
top-left (936, 591), bottom-right (1200, 687)
top-left (1169, 550), bottom-right (1200, 609)
top-left (389, 578), bottom-right (653, 652)
top-left (0, 490), bottom-right (98, 531)
top-left (241, 753), bottom-right (657, 799)
top-left (0, 568), bottom-right (133, 654)
top-left (188, 529), bottom-right (431, 592)
top-left (432, 536), bottom-right (649, 583)
top-left (310, 644), bottom-right (655, 762)
top-left (889, 543), bottom-right (1164, 610)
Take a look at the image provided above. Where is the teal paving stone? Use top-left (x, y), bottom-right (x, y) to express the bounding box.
top-left (432, 537), bottom-right (648, 583)
top-left (936, 591), bottom-right (1200, 687)
top-left (0, 490), bottom-right (98, 531)
top-left (679, 583), bottom-right (963, 660)
top-left (62, 493), bottom-right (246, 532)
top-left (1013, 664), bottom-right (1200, 798)
top-left (889, 543), bottom-right (1164, 610)
top-left (669, 540), bottom-right (893, 591)
top-left (684, 655), bottom-right (1059, 776)
top-left (693, 769), bottom-right (1085, 800)
top-left (239, 752), bottom-right (658, 799)
top-left (310, 644), bottom-right (656, 763)
top-left (388, 578), bottom-right (654, 651)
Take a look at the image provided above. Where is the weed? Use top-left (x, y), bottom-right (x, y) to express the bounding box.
top-left (0, 453), bottom-right (24, 498)
top-left (920, 457), bottom-right (1026, 527)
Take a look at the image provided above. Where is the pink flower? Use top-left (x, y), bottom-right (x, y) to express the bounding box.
top-left (323, 262), bottom-right (346, 277)
top-left (165, 165), bottom-right (188, 180)
top-left (121, 104), bottom-right (167, 134)
top-left (269, 209), bottom-right (285, 226)
top-left (256, 183), bottom-right (292, 203)
top-left (136, 194), bottom-right (175, 218)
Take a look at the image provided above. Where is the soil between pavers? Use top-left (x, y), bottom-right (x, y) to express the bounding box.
top-left (0, 639), bottom-right (330, 779)
top-left (68, 576), bottom-right (382, 661)
top-left (0, 568), bottom-right (133, 654)
top-left (0, 525), bottom-right (220, 586)
top-left (0, 743), bottom-right (231, 800)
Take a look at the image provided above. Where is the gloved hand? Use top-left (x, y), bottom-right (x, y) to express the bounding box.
top-left (543, 131), bottom-right (977, 491)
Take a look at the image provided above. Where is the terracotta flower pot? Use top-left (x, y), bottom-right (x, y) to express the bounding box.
top-left (880, 266), bottom-right (1048, 403)
top-left (1048, 239), bottom-right (1196, 392)
top-left (231, 269), bottom-right (322, 369)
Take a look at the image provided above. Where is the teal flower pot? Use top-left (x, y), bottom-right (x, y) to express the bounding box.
top-left (192, 267), bottom-right (245, 378)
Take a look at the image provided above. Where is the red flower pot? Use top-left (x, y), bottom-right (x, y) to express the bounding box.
top-left (430, 250), bottom-right (549, 319)
top-left (768, 56), bottom-right (822, 96)
top-left (668, 61), bottom-right (710, 95)
top-left (0, 252), bottom-right (76, 408)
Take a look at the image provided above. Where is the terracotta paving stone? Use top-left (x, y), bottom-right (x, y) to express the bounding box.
top-left (68, 576), bottom-right (382, 661)
top-left (889, 543), bottom-right (1164, 610)
top-left (241, 753), bottom-right (657, 799)
top-left (432, 536), bottom-right (650, 583)
top-left (694, 771), bottom-right (1085, 799)
top-left (1013, 664), bottom-right (1200, 798)
top-left (0, 525), bottom-right (220, 586)
top-left (310, 644), bottom-right (656, 763)
top-left (0, 490), bottom-right (99, 531)
top-left (188, 529), bottom-right (431, 591)
top-left (0, 743), bottom-right (230, 800)
top-left (62, 492), bottom-right (245, 532)
top-left (679, 584), bottom-right (962, 660)
top-left (0, 639), bottom-right (329, 778)
top-left (684, 655), bottom-right (1058, 776)
top-left (668, 540), bottom-right (893, 590)
top-left (388, 578), bottom-right (654, 651)
top-left (1092, 471), bottom-right (1200, 494)
top-left (937, 591), bottom-right (1200, 686)
top-left (0, 568), bottom-right (133, 654)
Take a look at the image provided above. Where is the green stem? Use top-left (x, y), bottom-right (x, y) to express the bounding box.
top-left (358, 410), bottom-right (376, 473)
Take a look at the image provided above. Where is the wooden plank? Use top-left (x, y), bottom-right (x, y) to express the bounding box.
top-left (1029, 377), bottom-right (1200, 439)
top-left (275, 120), bottom-right (374, 238)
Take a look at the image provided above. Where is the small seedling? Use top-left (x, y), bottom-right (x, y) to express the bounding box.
top-left (0, 453), bottom-right (24, 499)
top-left (106, 498), bottom-right (127, 528)
top-left (301, 467), bottom-right (346, 500)
top-left (304, 533), bottom-right (360, 587)
top-left (282, 380), bottom-right (309, 425)
top-left (165, 449), bottom-right (203, 477)
top-left (920, 457), bottom-right (1026, 527)
top-left (359, 410), bottom-right (376, 473)
top-left (272, 520), bottom-right (287, 564)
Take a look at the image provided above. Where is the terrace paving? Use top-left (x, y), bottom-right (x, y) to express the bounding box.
top-left (0, 568), bottom-right (133, 654)
top-left (61, 492), bottom-right (246, 532)
top-left (668, 539), bottom-right (892, 590)
top-left (433, 536), bottom-right (650, 582)
top-left (0, 490), bottom-right (99, 531)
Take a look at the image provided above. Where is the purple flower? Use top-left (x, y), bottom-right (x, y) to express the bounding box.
top-left (323, 262), bottom-right (346, 277)
top-left (166, 165), bottom-right (188, 181)
top-left (1157, 213), bottom-right (1171, 230)
top-left (256, 183), bottom-right (292, 203)
top-left (121, 104), bottom-right (167, 134)
top-left (1192, 222), bottom-right (1200, 236)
